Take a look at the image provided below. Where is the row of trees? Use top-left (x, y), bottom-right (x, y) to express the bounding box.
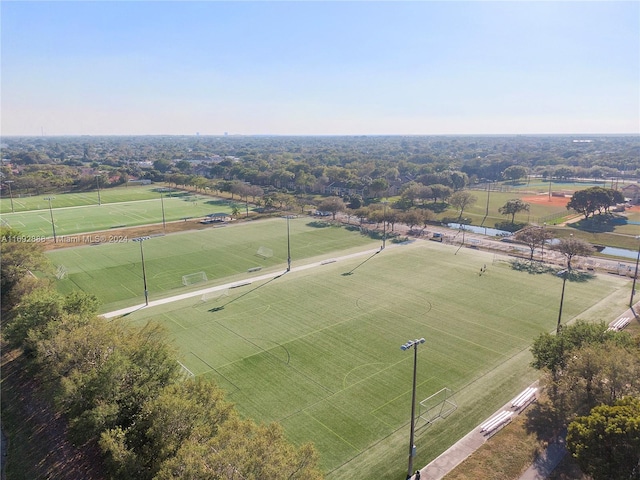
top-left (5, 135), bottom-right (637, 200)
top-left (530, 321), bottom-right (640, 480)
top-left (1, 227), bottom-right (323, 480)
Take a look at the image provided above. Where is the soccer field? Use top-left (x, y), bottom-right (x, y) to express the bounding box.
top-left (0, 184), bottom-right (174, 213)
top-left (47, 218), bottom-right (380, 312)
top-left (94, 234), bottom-right (628, 478)
top-left (1, 193), bottom-right (234, 237)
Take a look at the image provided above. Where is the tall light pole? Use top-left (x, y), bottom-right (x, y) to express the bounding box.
top-left (95, 174), bottom-right (102, 206)
top-left (540, 223), bottom-right (547, 263)
top-left (557, 270), bottom-right (568, 334)
top-left (485, 181), bottom-right (491, 218)
top-left (455, 219), bottom-right (468, 255)
top-left (284, 215), bottom-right (293, 272)
top-left (382, 201), bottom-right (388, 250)
top-left (44, 196), bottom-right (57, 243)
top-left (132, 236), bottom-right (151, 305)
top-left (160, 190), bottom-right (166, 231)
top-left (630, 236), bottom-right (640, 309)
top-left (5, 180), bottom-right (14, 213)
top-left (401, 337), bottom-right (425, 479)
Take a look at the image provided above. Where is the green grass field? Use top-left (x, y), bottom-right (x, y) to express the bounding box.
top-left (47, 218), bottom-right (379, 312)
top-left (0, 184), bottom-right (170, 213)
top-left (48, 220), bottom-right (630, 478)
top-left (1, 193), bottom-right (235, 237)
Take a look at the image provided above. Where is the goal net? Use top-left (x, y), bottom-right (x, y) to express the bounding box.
top-left (55, 265), bottom-right (68, 280)
top-left (418, 388), bottom-right (457, 426)
top-left (182, 271), bottom-right (208, 286)
top-left (200, 288), bottom-right (229, 302)
top-left (177, 360), bottom-right (195, 380)
top-left (256, 246), bottom-right (273, 259)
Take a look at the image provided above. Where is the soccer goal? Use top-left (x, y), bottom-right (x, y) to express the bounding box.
top-left (200, 288), bottom-right (229, 302)
top-left (182, 271), bottom-right (208, 286)
top-left (177, 360), bottom-right (195, 380)
top-left (55, 265), bottom-right (68, 280)
top-left (418, 388), bottom-right (458, 427)
top-left (256, 246), bottom-right (273, 259)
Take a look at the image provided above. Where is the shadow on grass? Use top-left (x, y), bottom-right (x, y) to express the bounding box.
top-left (510, 261), bottom-right (595, 282)
top-left (565, 271), bottom-right (595, 283)
top-left (306, 220), bottom-right (333, 228)
top-left (423, 202), bottom-right (448, 213)
top-left (203, 199), bottom-right (231, 207)
top-left (511, 260), bottom-right (557, 275)
top-left (208, 272), bottom-right (288, 312)
top-left (342, 249), bottom-right (382, 276)
top-left (569, 214), bottom-right (628, 233)
top-left (523, 400), bottom-right (562, 444)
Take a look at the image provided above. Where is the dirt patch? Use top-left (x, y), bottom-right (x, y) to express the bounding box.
top-left (41, 218), bottom-right (230, 252)
top-left (522, 194), bottom-right (569, 208)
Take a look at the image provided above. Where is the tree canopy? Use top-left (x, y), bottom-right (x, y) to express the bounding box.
top-left (513, 226), bottom-right (552, 260)
top-left (567, 396), bottom-right (640, 480)
top-left (553, 237), bottom-right (595, 270)
top-left (498, 199), bottom-right (530, 224)
top-left (566, 187), bottom-right (625, 220)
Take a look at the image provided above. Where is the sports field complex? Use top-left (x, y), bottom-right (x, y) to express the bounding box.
top-left (4, 186), bottom-right (634, 478)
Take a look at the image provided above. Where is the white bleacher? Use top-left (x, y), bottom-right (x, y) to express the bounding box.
top-left (511, 387), bottom-right (537, 410)
top-left (607, 317), bottom-right (630, 332)
top-left (479, 410), bottom-right (514, 435)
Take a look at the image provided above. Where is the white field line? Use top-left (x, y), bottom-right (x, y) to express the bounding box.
top-left (101, 246), bottom-right (385, 318)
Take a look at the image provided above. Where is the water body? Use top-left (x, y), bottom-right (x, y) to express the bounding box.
top-left (446, 223), bottom-right (638, 260)
top-left (447, 223), bottom-right (513, 237)
top-left (600, 247), bottom-right (639, 260)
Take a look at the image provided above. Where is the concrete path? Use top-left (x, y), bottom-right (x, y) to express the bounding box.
top-left (518, 434), bottom-right (567, 480)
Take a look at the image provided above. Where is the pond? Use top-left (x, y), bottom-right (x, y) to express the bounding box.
top-left (447, 223), bottom-right (513, 237)
top-left (600, 246), bottom-right (639, 260)
top-left (446, 223), bottom-right (639, 261)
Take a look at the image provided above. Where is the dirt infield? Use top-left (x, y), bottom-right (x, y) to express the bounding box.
top-left (522, 194), bottom-right (569, 207)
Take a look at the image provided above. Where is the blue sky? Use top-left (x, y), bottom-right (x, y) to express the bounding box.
top-left (2, 1), bottom-right (638, 136)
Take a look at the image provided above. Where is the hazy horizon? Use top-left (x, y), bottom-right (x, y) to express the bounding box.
top-left (2, 1), bottom-right (638, 137)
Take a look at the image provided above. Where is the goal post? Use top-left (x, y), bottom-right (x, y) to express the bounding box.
top-left (200, 288), bottom-right (229, 302)
top-left (55, 265), bottom-right (68, 280)
top-left (177, 360), bottom-right (195, 380)
top-left (182, 271), bottom-right (208, 286)
top-left (256, 246), bottom-right (273, 259)
top-left (418, 388), bottom-right (457, 426)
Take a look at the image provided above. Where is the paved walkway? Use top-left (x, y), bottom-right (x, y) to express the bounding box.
top-left (518, 434), bottom-right (567, 480)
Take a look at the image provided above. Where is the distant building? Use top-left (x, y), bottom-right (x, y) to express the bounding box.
top-left (621, 184), bottom-right (640, 205)
top-left (322, 182), bottom-right (365, 197)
